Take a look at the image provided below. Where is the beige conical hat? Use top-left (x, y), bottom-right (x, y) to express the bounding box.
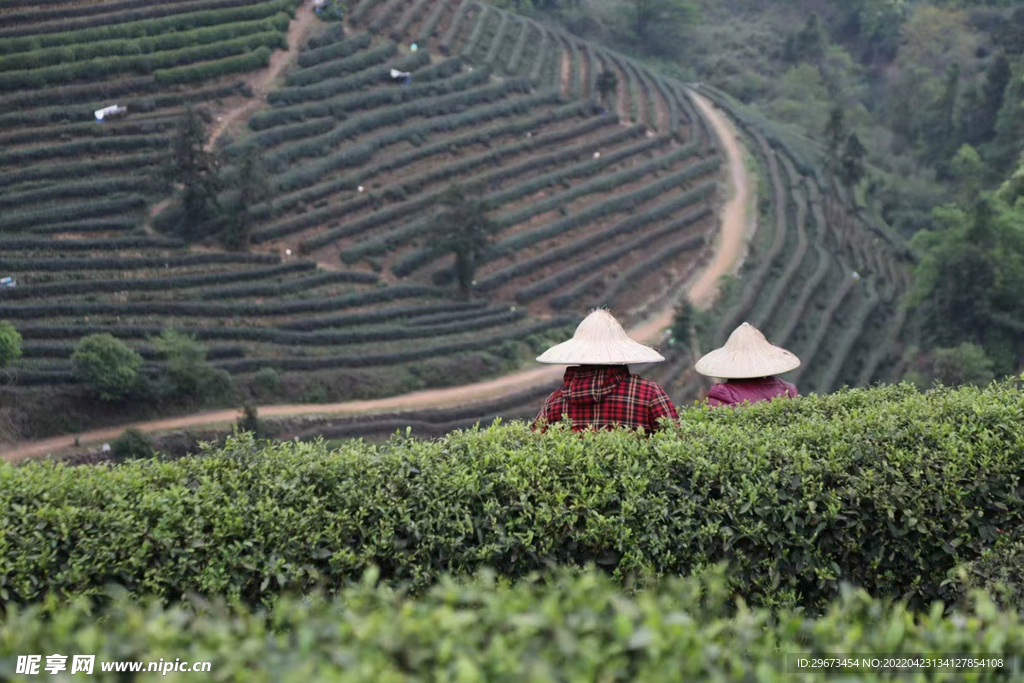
top-left (694, 322), bottom-right (800, 379)
top-left (536, 309), bottom-right (665, 365)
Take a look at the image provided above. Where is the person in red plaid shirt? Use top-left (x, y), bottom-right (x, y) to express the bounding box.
top-left (533, 309), bottom-right (678, 433)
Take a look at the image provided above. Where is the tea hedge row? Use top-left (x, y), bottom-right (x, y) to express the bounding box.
top-left (3, 381), bottom-right (1023, 611)
top-left (208, 318), bottom-right (569, 373)
top-left (265, 73), bottom-right (528, 168)
top-left (297, 30), bottom-right (370, 68)
top-left (0, 14), bottom-right (291, 72)
top-left (12, 308), bottom-right (522, 349)
top-left (0, 236), bottom-right (183, 253)
top-left (0, 31), bottom-right (286, 90)
top-left (0, 284), bottom-right (444, 319)
top-left (0, 0), bottom-right (296, 51)
top-left (267, 51), bottom-right (444, 106)
top-left (0, 135), bottom-right (166, 166)
top-left (29, 218), bottom-right (140, 235)
top-left (253, 63), bottom-right (486, 131)
top-left (0, 177), bottom-right (162, 212)
top-left (0, 195), bottom-right (149, 233)
top-left (0, 253), bottom-right (278, 273)
top-left (4, 567), bottom-right (1019, 682)
top-left (309, 121), bottom-right (635, 255)
top-left (154, 46), bottom-right (273, 85)
top-left (286, 40), bottom-right (395, 87)
top-left (477, 196), bottom-right (711, 293)
top-left (513, 215), bottom-right (707, 303)
top-left (268, 88), bottom-right (564, 192)
top-left (0, 263), bottom-right (314, 301)
top-left (1, 0), bottom-right (203, 27)
top-left (257, 98), bottom-right (590, 220)
top-left (12, 301), bottom-right (487, 340)
top-left (197, 270), bottom-right (379, 299)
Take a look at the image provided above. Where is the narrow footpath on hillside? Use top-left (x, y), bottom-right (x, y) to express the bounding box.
top-left (2, 91), bottom-right (754, 463)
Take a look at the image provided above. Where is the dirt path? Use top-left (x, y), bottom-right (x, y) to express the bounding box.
top-left (687, 91), bottom-right (754, 308)
top-left (559, 44), bottom-right (571, 97)
top-left (205, 2), bottom-right (318, 152)
top-left (1, 89), bottom-right (754, 463)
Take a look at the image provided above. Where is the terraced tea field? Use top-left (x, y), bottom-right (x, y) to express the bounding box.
top-left (0, 0), bottom-right (911, 443)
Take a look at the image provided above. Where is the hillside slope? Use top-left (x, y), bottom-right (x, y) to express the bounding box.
top-left (0, 0), bottom-right (910, 444)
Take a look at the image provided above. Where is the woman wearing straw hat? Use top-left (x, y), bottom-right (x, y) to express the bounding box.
top-left (533, 309), bottom-right (678, 432)
top-left (695, 322), bottom-right (800, 407)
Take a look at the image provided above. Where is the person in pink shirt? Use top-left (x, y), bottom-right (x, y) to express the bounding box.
top-left (695, 322), bottom-right (800, 407)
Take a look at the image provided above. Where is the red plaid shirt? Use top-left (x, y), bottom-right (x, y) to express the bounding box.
top-left (533, 365), bottom-right (678, 433)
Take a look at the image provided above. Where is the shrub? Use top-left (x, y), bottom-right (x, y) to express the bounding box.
top-left (71, 334), bottom-right (143, 401)
top-left (254, 367), bottom-right (281, 395)
top-left (110, 428), bottom-right (155, 461)
top-left (2, 567), bottom-right (1023, 680)
top-left (2, 381), bottom-right (1024, 611)
top-left (0, 321), bottom-right (22, 368)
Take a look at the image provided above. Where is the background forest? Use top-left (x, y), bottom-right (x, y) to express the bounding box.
top-left (497, 0), bottom-right (1024, 387)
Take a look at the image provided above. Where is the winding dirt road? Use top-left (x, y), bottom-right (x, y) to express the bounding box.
top-left (2, 91), bottom-right (753, 463)
top-left (205, 2), bottom-right (318, 152)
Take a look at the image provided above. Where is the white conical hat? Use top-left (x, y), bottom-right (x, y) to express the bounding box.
top-left (694, 322), bottom-right (800, 379)
top-left (536, 309), bottom-right (665, 365)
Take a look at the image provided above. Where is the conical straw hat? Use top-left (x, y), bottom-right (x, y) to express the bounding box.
top-left (536, 309), bottom-right (665, 365)
top-left (694, 322), bottom-right (800, 379)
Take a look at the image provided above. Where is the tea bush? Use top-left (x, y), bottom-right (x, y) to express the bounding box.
top-left (1, 567), bottom-right (1022, 682)
top-left (2, 381), bottom-right (1022, 611)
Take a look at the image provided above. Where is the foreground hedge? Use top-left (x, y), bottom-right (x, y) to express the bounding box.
top-left (1, 381), bottom-right (1023, 611)
top-left (1, 568), bottom-right (1022, 682)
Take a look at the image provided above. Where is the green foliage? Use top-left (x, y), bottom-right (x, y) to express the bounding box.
top-left (222, 144), bottom-right (269, 250)
top-left (427, 185), bottom-right (499, 296)
top-left (3, 381), bottom-right (1024, 612)
top-left (153, 329), bottom-right (209, 398)
top-left (0, 321), bottom-right (22, 368)
top-left (71, 334), bottom-right (143, 402)
top-left (597, 69), bottom-right (618, 106)
top-left (237, 403), bottom-right (270, 439)
top-left (931, 343), bottom-right (995, 388)
top-left (839, 132), bottom-right (867, 188)
top-left (671, 298), bottom-right (694, 347)
top-left (909, 182), bottom-right (1024, 372)
top-left (254, 367), bottom-right (282, 395)
top-left (110, 428), bottom-right (155, 461)
top-left (2, 567), bottom-right (1024, 681)
top-left (165, 108), bottom-right (223, 240)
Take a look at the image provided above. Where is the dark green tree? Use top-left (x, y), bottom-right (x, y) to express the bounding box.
top-left (111, 428), bottom-right (155, 461)
top-left (428, 185), bottom-right (499, 297)
top-left (596, 70), bottom-right (618, 107)
top-left (932, 343), bottom-right (995, 388)
top-left (988, 61), bottom-right (1024, 173)
top-left (923, 63), bottom-right (961, 168)
top-left (72, 334), bottom-right (143, 402)
top-left (166, 108), bottom-right (222, 239)
top-left (223, 144), bottom-right (269, 251)
top-left (783, 13), bottom-right (826, 64)
top-left (628, 0), bottom-right (697, 58)
top-left (963, 53), bottom-right (1011, 146)
top-left (670, 298), bottom-right (694, 348)
top-left (839, 132), bottom-right (866, 188)
top-left (824, 105), bottom-right (847, 174)
top-left (0, 321), bottom-right (22, 368)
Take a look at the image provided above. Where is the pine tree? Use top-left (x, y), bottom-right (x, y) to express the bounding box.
top-left (824, 106), bottom-right (847, 174)
top-left (839, 132), bottom-right (866, 188)
top-left (167, 108), bottom-right (222, 239)
top-left (596, 70), bottom-right (618, 108)
top-left (428, 185), bottom-right (498, 297)
top-left (223, 145), bottom-right (269, 251)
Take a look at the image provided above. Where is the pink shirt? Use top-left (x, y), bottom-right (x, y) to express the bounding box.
top-left (707, 377), bottom-right (798, 407)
